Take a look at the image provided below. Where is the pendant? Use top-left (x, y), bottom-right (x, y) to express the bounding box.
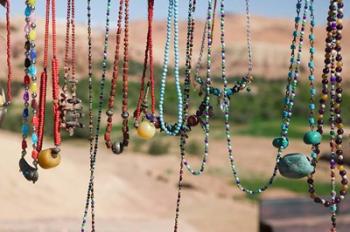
top-left (38, 147), bottom-right (61, 169)
top-left (0, 88), bottom-right (8, 126)
top-left (112, 141), bottom-right (124, 155)
top-left (19, 157), bottom-right (39, 183)
top-left (60, 92), bottom-right (84, 136)
top-left (278, 153), bottom-right (314, 179)
top-left (137, 120), bottom-right (156, 140)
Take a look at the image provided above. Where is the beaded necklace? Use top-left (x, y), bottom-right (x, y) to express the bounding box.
top-left (81, 0), bottom-right (129, 230)
top-left (19, 0), bottom-right (40, 183)
top-left (219, 0), bottom-right (316, 195)
top-left (36, 0), bottom-right (61, 170)
top-left (0, 0), bottom-right (12, 125)
top-left (133, 0), bottom-right (157, 140)
top-left (306, 1), bottom-right (346, 231)
top-left (60, 0), bottom-right (84, 136)
top-left (193, 0), bottom-right (253, 100)
top-left (104, 0), bottom-right (130, 155)
top-left (173, 0), bottom-right (215, 230)
top-left (158, 0), bottom-right (184, 136)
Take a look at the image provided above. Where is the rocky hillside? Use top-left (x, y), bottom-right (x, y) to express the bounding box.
top-left (0, 14), bottom-right (349, 81)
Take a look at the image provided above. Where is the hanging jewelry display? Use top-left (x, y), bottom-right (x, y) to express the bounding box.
top-left (0, 0), bottom-right (12, 126)
top-left (81, 0), bottom-right (129, 230)
top-left (60, 0), bottom-right (84, 136)
top-left (19, 0), bottom-right (40, 183)
top-left (104, 0), bottom-right (130, 155)
top-left (305, 1), bottom-right (347, 231)
top-left (173, 0), bottom-right (317, 230)
top-left (158, 0), bottom-right (184, 136)
top-left (133, 0), bottom-right (157, 140)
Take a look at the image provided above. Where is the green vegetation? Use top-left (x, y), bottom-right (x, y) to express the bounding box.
top-left (147, 139), bottom-right (170, 156)
top-left (2, 59), bottom-right (350, 142)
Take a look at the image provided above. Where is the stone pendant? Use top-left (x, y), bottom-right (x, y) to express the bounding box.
top-left (278, 153), bottom-right (314, 179)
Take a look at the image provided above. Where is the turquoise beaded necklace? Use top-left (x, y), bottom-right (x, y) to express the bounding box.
top-left (158, 0), bottom-right (183, 136)
top-left (220, 0), bottom-right (315, 195)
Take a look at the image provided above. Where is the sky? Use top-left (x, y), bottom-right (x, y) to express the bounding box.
top-left (6, 1), bottom-right (349, 26)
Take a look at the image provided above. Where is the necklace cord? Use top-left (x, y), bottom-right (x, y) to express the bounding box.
top-left (5, 0), bottom-right (12, 103)
top-left (135, 0), bottom-right (155, 120)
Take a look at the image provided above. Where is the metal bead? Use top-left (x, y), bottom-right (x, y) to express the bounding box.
top-left (121, 111), bottom-right (129, 119)
top-left (111, 141), bottom-right (124, 155)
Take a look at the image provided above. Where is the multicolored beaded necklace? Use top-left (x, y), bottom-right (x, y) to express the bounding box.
top-left (133, 0), bottom-right (157, 140)
top-left (158, 0), bottom-right (184, 136)
top-left (81, 0), bottom-right (130, 230)
top-left (104, 0), bottom-right (130, 155)
top-left (60, 0), bottom-right (84, 136)
top-left (0, 0), bottom-right (12, 125)
top-left (20, 0), bottom-right (40, 183)
top-left (306, 1), bottom-right (347, 231)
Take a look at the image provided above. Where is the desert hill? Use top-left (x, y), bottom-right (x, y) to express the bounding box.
top-left (0, 14), bottom-right (349, 81)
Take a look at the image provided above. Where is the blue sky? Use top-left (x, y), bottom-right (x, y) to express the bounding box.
top-left (7, 1), bottom-right (348, 26)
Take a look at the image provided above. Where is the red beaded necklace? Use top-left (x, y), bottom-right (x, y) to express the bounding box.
top-left (35, 0), bottom-right (62, 170)
top-left (133, 0), bottom-right (157, 140)
top-left (104, 0), bottom-right (130, 155)
top-left (60, 0), bottom-right (84, 136)
top-left (0, 0), bottom-right (12, 111)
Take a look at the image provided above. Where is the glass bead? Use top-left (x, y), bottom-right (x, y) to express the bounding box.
top-left (28, 65), bottom-right (37, 76)
top-left (22, 124), bottom-right (29, 136)
top-left (30, 82), bottom-right (37, 93)
top-left (28, 0), bottom-right (36, 7)
top-left (31, 133), bottom-right (38, 144)
top-left (25, 6), bottom-right (32, 17)
top-left (22, 108), bottom-right (29, 118)
top-left (28, 30), bottom-right (36, 41)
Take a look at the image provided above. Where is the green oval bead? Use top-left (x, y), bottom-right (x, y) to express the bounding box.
top-left (303, 131), bottom-right (322, 145)
top-left (278, 153), bottom-right (314, 179)
top-left (272, 137), bottom-right (289, 149)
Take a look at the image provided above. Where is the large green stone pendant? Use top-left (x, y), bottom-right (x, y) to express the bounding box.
top-left (278, 153), bottom-right (314, 179)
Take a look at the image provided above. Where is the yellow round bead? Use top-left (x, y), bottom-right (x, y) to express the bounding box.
top-left (30, 82), bottom-right (37, 93)
top-left (338, 165), bottom-right (345, 171)
top-left (28, 30), bottom-right (36, 41)
top-left (0, 95), bottom-right (5, 107)
top-left (28, 0), bottom-right (36, 7)
top-left (38, 148), bottom-right (61, 169)
top-left (137, 121), bottom-right (156, 140)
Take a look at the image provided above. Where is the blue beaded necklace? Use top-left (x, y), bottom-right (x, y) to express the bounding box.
top-left (158, 0), bottom-right (183, 136)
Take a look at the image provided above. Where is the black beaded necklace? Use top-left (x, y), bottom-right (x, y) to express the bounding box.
top-left (81, 0), bottom-right (113, 230)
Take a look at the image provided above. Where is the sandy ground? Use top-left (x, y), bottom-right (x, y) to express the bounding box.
top-left (0, 130), bottom-right (334, 232)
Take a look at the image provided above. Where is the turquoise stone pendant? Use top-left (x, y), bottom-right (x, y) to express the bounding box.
top-left (278, 153), bottom-right (314, 179)
top-left (303, 130), bottom-right (322, 145)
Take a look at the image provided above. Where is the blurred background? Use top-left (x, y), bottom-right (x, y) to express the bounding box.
top-left (0, 0), bottom-right (350, 231)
